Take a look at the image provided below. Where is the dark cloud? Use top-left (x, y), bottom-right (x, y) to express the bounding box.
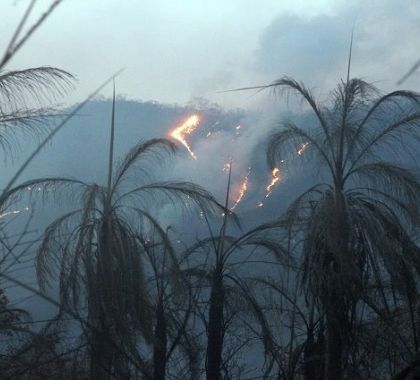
top-left (254, 1), bottom-right (420, 93)
top-left (256, 13), bottom-right (350, 86)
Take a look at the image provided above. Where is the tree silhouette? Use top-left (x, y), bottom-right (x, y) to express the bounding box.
top-left (183, 167), bottom-right (285, 380)
top-left (35, 91), bottom-right (223, 379)
top-left (259, 77), bottom-right (420, 379)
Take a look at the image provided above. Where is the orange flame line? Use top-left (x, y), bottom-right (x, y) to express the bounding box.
top-left (231, 168), bottom-right (251, 210)
top-left (170, 114), bottom-right (200, 160)
top-left (258, 168), bottom-right (281, 208)
top-left (265, 168), bottom-right (280, 198)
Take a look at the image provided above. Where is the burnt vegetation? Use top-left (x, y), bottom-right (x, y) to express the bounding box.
top-left (2, 2), bottom-right (420, 380)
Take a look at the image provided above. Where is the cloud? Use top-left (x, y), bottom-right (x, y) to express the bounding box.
top-left (254, 1), bottom-right (420, 94)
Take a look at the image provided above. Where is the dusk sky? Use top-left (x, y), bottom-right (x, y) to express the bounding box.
top-left (1, 0), bottom-right (420, 108)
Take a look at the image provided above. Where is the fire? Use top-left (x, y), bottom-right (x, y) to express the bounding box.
top-left (258, 168), bottom-right (281, 208)
top-left (265, 168), bottom-right (280, 198)
top-left (297, 142), bottom-right (309, 156)
top-left (231, 168), bottom-right (251, 210)
top-left (256, 142), bottom-right (307, 210)
top-left (222, 162), bottom-right (231, 172)
top-left (170, 114), bottom-right (200, 160)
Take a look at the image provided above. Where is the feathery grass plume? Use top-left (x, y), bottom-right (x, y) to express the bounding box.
top-left (180, 165), bottom-right (287, 380)
top-left (35, 91), bottom-right (224, 379)
top-left (0, 67), bottom-right (74, 161)
top-left (136, 227), bottom-right (203, 380)
top-left (237, 74), bottom-right (420, 379)
top-left (0, 67), bottom-right (74, 107)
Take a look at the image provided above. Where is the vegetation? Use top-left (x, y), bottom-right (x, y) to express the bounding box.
top-left (2, 2), bottom-right (420, 380)
top-left (262, 76), bottom-right (420, 379)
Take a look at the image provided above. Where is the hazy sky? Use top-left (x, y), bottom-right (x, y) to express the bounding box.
top-left (1, 0), bottom-right (420, 108)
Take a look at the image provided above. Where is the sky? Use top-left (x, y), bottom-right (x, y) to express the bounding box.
top-left (2, 0), bottom-right (420, 109)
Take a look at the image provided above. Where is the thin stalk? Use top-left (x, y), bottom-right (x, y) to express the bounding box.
top-left (2, 0), bottom-right (36, 67)
top-left (107, 82), bottom-right (116, 196)
top-left (216, 160), bottom-right (232, 262)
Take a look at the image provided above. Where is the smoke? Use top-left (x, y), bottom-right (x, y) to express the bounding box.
top-left (254, 0), bottom-right (420, 94)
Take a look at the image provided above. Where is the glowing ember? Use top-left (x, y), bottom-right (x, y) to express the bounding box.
top-left (223, 162), bottom-right (231, 172)
top-left (231, 168), bottom-right (251, 210)
top-left (297, 142), bottom-right (310, 156)
top-left (170, 114), bottom-right (200, 159)
top-left (265, 168), bottom-right (280, 197)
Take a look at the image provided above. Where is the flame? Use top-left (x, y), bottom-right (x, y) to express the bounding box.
top-left (231, 168), bottom-right (251, 210)
top-left (297, 142), bottom-right (309, 156)
top-left (257, 142), bottom-right (307, 210)
top-left (265, 168), bottom-right (280, 197)
top-left (170, 114), bottom-right (200, 159)
top-left (258, 168), bottom-right (281, 208)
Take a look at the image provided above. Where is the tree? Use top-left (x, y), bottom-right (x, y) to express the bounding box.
top-left (0, 2), bottom-right (74, 273)
top-left (0, 0), bottom-right (73, 164)
top-left (257, 77), bottom-right (420, 379)
top-left (136, 228), bottom-right (202, 380)
top-left (184, 166), bottom-right (285, 380)
top-left (35, 91), bottom-right (223, 380)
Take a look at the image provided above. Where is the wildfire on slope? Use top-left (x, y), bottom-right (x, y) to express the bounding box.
top-left (231, 168), bottom-right (251, 211)
top-left (257, 142), bottom-right (309, 208)
top-left (222, 162), bottom-right (231, 172)
top-left (266, 168), bottom-right (280, 197)
top-left (169, 114), bottom-right (200, 159)
top-left (258, 168), bottom-right (281, 208)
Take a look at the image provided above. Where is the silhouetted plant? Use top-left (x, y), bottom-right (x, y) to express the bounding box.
top-left (243, 76), bottom-right (420, 379)
top-left (182, 166), bottom-right (286, 380)
top-left (35, 90), bottom-right (223, 379)
top-left (132, 228), bottom-right (203, 380)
